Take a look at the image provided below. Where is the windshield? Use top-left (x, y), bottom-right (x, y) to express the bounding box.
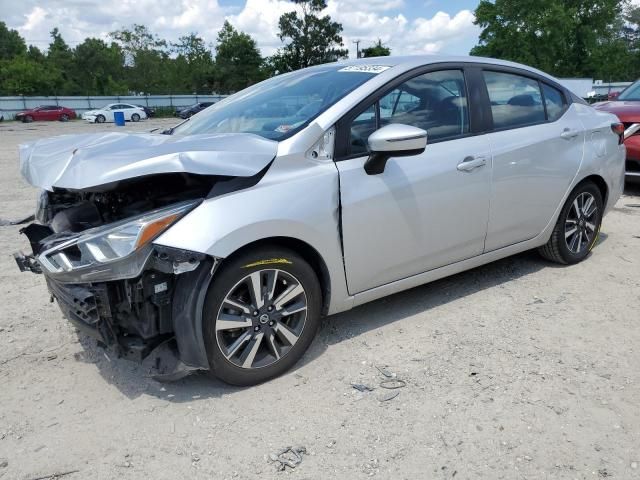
top-left (172, 65), bottom-right (381, 140)
top-left (618, 81), bottom-right (640, 101)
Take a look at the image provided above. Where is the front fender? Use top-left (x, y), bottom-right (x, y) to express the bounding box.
top-left (154, 158), bottom-right (352, 315)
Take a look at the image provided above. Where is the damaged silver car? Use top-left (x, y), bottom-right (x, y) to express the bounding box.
top-left (14, 56), bottom-right (625, 385)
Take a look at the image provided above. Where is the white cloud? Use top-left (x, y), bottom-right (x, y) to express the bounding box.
top-left (5, 0), bottom-right (479, 57)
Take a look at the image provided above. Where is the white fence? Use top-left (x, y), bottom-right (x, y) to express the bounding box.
top-left (0, 95), bottom-right (228, 120)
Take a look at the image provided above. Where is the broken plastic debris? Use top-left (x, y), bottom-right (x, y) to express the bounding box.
top-left (268, 446), bottom-right (307, 471)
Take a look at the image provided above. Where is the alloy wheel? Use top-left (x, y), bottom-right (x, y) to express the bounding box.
top-left (564, 192), bottom-right (598, 254)
top-left (215, 269), bottom-right (308, 369)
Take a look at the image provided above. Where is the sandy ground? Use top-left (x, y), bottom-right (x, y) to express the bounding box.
top-left (0, 119), bottom-right (639, 480)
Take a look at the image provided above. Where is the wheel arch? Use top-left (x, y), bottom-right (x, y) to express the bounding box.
top-left (218, 236), bottom-right (333, 316)
top-left (573, 174), bottom-right (608, 206)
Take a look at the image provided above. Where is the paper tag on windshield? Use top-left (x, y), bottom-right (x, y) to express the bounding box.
top-left (338, 65), bottom-right (391, 74)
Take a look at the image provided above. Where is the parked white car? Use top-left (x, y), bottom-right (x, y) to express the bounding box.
top-left (81, 103), bottom-right (147, 123)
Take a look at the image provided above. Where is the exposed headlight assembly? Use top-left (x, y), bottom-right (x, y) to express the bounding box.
top-left (38, 200), bottom-right (199, 282)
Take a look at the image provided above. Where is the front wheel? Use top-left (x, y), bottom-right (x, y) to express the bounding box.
top-left (539, 181), bottom-right (603, 264)
top-left (131, 113), bottom-right (140, 122)
top-left (203, 247), bottom-right (322, 386)
top-left (95, 114), bottom-right (105, 124)
top-left (59, 114), bottom-right (69, 122)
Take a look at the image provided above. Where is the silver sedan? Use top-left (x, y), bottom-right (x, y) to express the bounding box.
top-left (15, 56), bottom-right (625, 385)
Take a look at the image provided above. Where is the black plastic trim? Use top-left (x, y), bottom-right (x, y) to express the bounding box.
top-left (171, 259), bottom-right (215, 369)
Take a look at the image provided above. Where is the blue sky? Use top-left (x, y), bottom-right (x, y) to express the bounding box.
top-left (2, 0), bottom-right (483, 57)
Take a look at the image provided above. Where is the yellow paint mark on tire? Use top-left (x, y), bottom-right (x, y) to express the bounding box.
top-left (589, 224), bottom-right (602, 251)
top-left (242, 258), bottom-right (292, 268)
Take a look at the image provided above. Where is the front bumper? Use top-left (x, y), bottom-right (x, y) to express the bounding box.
top-left (14, 225), bottom-right (212, 379)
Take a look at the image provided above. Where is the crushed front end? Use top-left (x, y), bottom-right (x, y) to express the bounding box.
top-left (14, 174), bottom-right (217, 380)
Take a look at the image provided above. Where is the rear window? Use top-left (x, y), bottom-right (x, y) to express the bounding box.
top-left (484, 71), bottom-right (545, 130)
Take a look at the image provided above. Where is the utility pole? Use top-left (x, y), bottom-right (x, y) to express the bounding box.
top-left (353, 39), bottom-right (361, 59)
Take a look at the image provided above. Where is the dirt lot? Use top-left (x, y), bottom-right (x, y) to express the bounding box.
top-left (0, 119), bottom-right (639, 480)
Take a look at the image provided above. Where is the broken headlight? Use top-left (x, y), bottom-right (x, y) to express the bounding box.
top-left (38, 200), bottom-right (199, 280)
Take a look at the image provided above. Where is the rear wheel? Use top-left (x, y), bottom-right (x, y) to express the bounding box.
top-left (95, 115), bottom-right (105, 124)
top-left (539, 181), bottom-right (603, 264)
top-left (131, 113), bottom-right (140, 122)
top-left (203, 247), bottom-right (322, 386)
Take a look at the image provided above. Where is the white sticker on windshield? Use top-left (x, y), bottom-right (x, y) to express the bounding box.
top-left (338, 65), bottom-right (391, 74)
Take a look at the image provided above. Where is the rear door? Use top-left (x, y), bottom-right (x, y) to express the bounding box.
top-left (335, 66), bottom-right (493, 294)
top-left (481, 69), bottom-right (585, 251)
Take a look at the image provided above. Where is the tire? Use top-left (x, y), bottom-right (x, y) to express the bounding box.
top-left (203, 246), bottom-right (322, 386)
top-left (23, 115), bottom-right (33, 123)
top-left (95, 115), bottom-right (105, 124)
top-left (538, 181), bottom-right (603, 264)
top-left (131, 113), bottom-right (140, 122)
top-left (59, 114), bottom-right (69, 122)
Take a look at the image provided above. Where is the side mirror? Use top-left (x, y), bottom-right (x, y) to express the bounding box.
top-left (364, 124), bottom-right (427, 175)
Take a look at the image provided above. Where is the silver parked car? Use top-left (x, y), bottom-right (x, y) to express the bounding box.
top-left (14, 56), bottom-right (625, 385)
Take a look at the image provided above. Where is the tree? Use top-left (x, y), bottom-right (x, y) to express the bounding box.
top-left (109, 25), bottom-right (170, 93)
top-left (47, 28), bottom-right (78, 94)
top-left (73, 38), bottom-right (126, 95)
top-left (470, 0), bottom-right (628, 79)
top-left (213, 21), bottom-right (265, 93)
top-left (0, 56), bottom-right (55, 95)
top-left (270, 0), bottom-right (348, 73)
top-left (172, 33), bottom-right (215, 93)
top-left (361, 39), bottom-right (391, 58)
top-left (0, 22), bottom-right (26, 61)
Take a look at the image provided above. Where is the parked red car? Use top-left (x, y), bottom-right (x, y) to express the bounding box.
top-left (595, 81), bottom-right (640, 179)
top-left (15, 105), bottom-right (77, 123)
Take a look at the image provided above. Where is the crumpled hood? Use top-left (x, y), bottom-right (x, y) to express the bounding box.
top-left (19, 131), bottom-right (278, 191)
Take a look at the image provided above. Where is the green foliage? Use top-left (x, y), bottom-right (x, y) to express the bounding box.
top-left (361, 39), bottom-right (391, 58)
top-left (73, 38), bottom-right (127, 95)
top-left (470, 0), bottom-right (637, 80)
top-left (0, 22), bottom-right (26, 61)
top-left (269, 0), bottom-right (349, 73)
top-left (213, 21), bottom-right (266, 94)
top-left (0, 57), bottom-right (55, 95)
top-left (172, 33), bottom-right (215, 94)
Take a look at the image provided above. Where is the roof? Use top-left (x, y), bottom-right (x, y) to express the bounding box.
top-left (332, 54), bottom-right (559, 83)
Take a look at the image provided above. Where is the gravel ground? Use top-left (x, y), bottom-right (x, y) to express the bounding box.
top-left (0, 119), bottom-right (639, 480)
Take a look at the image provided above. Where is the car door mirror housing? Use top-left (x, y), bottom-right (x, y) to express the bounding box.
top-left (364, 124), bottom-right (428, 175)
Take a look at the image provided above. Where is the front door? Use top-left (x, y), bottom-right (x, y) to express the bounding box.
top-left (336, 69), bottom-right (493, 294)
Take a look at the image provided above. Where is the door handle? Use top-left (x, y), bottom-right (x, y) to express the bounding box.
top-left (457, 155), bottom-right (487, 172)
top-left (560, 128), bottom-right (579, 140)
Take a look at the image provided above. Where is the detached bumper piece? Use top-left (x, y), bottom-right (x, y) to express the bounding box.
top-left (13, 251), bottom-right (41, 274)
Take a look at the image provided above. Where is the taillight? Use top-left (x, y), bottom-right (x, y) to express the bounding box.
top-left (611, 122), bottom-right (625, 144)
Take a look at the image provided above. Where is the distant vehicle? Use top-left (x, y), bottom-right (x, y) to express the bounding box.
top-left (594, 79), bottom-right (640, 179)
top-left (15, 105), bottom-right (76, 123)
top-left (175, 102), bottom-right (214, 119)
top-left (135, 105), bottom-right (156, 118)
top-left (82, 104), bottom-right (147, 123)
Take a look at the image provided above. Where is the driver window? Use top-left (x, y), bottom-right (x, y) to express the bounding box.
top-left (349, 104), bottom-right (377, 156)
top-left (347, 69), bottom-right (469, 156)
